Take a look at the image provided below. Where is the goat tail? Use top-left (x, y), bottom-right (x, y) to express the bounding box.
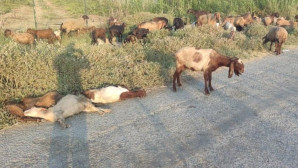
top-left (119, 89), bottom-right (146, 100)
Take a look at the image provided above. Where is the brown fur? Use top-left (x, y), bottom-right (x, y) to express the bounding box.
top-left (22, 91), bottom-right (62, 109)
top-left (276, 18), bottom-right (291, 27)
top-left (108, 17), bottom-right (123, 26)
top-left (187, 9), bottom-right (210, 19)
top-left (137, 19), bottom-right (167, 31)
top-left (4, 29), bottom-right (34, 45)
top-left (82, 90), bottom-right (95, 100)
top-left (193, 52), bottom-right (202, 62)
top-left (263, 26), bottom-right (288, 55)
top-left (131, 28), bottom-right (149, 39)
top-left (124, 35), bottom-right (137, 43)
top-left (173, 48), bottom-right (244, 95)
top-left (78, 26), bottom-right (96, 35)
top-left (197, 12), bottom-right (221, 26)
top-left (109, 23), bottom-right (125, 43)
top-left (173, 18), bottom-right (184, 30)
top-left (5, 104), bottom-right (42, 122)
top-left (119, 90), bottom-right (146, 100)
top-left (27, 28), bottom-right (57, 43)
top-left (91, 28), bottom-right (106, 45)
top-left (151, 17), bottom-right (168, 28)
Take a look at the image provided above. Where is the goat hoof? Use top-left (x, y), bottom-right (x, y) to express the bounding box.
top-left (209, 87), bottom-right (214, 91)
top-left (205, 91), bottom-right (210, 95)
top-left (178, 83), bottom-right (182, 87)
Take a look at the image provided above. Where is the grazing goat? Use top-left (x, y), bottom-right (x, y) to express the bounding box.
top-left (262, 13), bottom-right (280, 26)
top-left (27, 28), bottom-right (57, 43)
top-left (197, 12), bottom-right (221, 26)
top-left (151, 17), bottom-right (168, 28)
top-left (83, 86), bottom-right (146, 104)
top-left (173, 18), bottom-right (184, 30)
top-left (60, 15), bottom-right (89, 36)
top-left (24, 94), bottom-right (111, 128)
top-left (131, 28), bottom-right (149, 39)
top-left (91, 28), bottom-right (106, 45)
top-left (187, 9), bottom-right (210, 19)
top-left (173, 47), bottom-right (244, 95)
top-left (4, 29), bottom-right (34, 45)
top-left (108, 17), bottom-right (123, 26)
top-left (263, 26), bottom-right (288, 55)
top-left (137, 18), bottom-right (167, 31)
top-left (109, 23), bottom-right (125, 43)
top-left (276, 18), bottom-right (291, 27)
top-left (124, 35), bottom-right (138, 43)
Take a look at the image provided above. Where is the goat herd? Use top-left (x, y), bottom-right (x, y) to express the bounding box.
top-left (4, 9), bottom-right (296, 128)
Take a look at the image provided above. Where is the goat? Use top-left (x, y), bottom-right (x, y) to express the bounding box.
top-left (151, 17), bottom-right (168, 28)
top-left (60, 15), bottom-right (89, 36)
top-left (187, 9), bottom-right (210, 19)
top-left (131, 28), bottom-right (149, 39)
top-left (83, 86), bottom-right (146, 104)
top-left (262, 13), bottom-right (280, 26)
top-left (109, 23), bottom-right (125, 43)
top-left (263, 26), bottom-right (288, 55)
top-left (276, 18), bottom-right (291, 27)
top-left (91, 28), bottom-right (106, 45)
top-left (197, 12), bottom-right (221, 26)
top-left (24, 94), bottom-right (111, 128)
top-left (173, 18), bottom-right (184, 31)
top-left (137, 19), bottom-right (166, 31)
top-left (4, 29), bottom-right (34, 45)
top-left (27, 28), bottom-right (57, 43)
top-left (173, 47), bottom-right (244, 95)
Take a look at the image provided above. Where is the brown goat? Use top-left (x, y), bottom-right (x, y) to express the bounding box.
top-left (173, 17), bottom-right (185, 30)
top-left (151, 17), bottom-right (168, 28)
top-left (187, 9), bottom-right (210, 19)
top-left (173, 47), bottom-right (244, 95)
top-left (137, 17), bottom-right (167, 31)
top-left (4, 29), bottom-right (34, 45)
top-left (263, 26), bottom-right (288, 55)
top-left (91, 28), bottom-right (106, 45)
top-left (131, 28), bottom-right (149, 39)
top-left (109, 23), bottom-right (125, 43)
top-left (197, 12), bottom-right (221, 26)
top-left (27, 28), bottom-right (57, 43)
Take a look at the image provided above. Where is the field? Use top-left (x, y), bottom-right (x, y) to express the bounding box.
top-left (1, 0), bottom-right (298, 129)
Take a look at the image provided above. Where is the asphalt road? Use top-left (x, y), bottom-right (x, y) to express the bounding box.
top-left (1, 49), bottom-right (298, 168)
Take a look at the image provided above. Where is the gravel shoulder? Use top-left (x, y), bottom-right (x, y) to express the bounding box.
top-left (1, 49), bottom-right (298, 167)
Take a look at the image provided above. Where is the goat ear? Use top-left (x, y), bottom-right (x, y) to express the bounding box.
top-left (228, 62), bottom-right (235, 78)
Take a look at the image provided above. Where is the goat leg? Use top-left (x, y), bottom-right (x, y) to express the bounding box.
top-left (97, 107), bottom-right (111, 115)
top-left (209, 72), bottom-right (214, 91)
top-left (173, 71), bottom-right (177, 92)
top-left (203, 71), bottom-right (210, 95)
top-left (58, 118), bottom-right (70, 129)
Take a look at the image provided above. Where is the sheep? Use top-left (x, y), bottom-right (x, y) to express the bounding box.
top-left (91, 28), bottom-right (106, 45)
top-left (187, 9), bottom-right (210, 19)
top-left (4, 29), bottom-right (34, 45)
top-left (24, 94), bottom-right (111, 128)
top-left (109, 23), bottom-right (125, 43)
top-left (197, 12), bottom-right (221, 26)
top-left (27, 28), bottom-right (57, 43)
top-left (60, 15), bottom-right (89, 36)
top-left (263, 26), bottom-right (288, 55)
top-left (172, 47), bottom-right (244, 95)
top-left (173, 17), bottom-right (184, 31)
top-left (83, 86), bottom-right (146, 104)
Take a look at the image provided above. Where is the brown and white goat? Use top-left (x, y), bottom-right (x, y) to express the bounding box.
top-left (263, 26), bottom-right (288, 55)
top-left (24, 94), bottom-right (111, 128)
top-left (83, 86), bottom-right (146, 104)
top-left (173, 47), bottom-right (244, 95)
top-left (4, 29), bottom-right (34, 45)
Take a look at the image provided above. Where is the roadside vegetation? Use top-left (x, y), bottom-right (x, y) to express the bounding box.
top-left (1, 1), bottom-right (298, 129)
